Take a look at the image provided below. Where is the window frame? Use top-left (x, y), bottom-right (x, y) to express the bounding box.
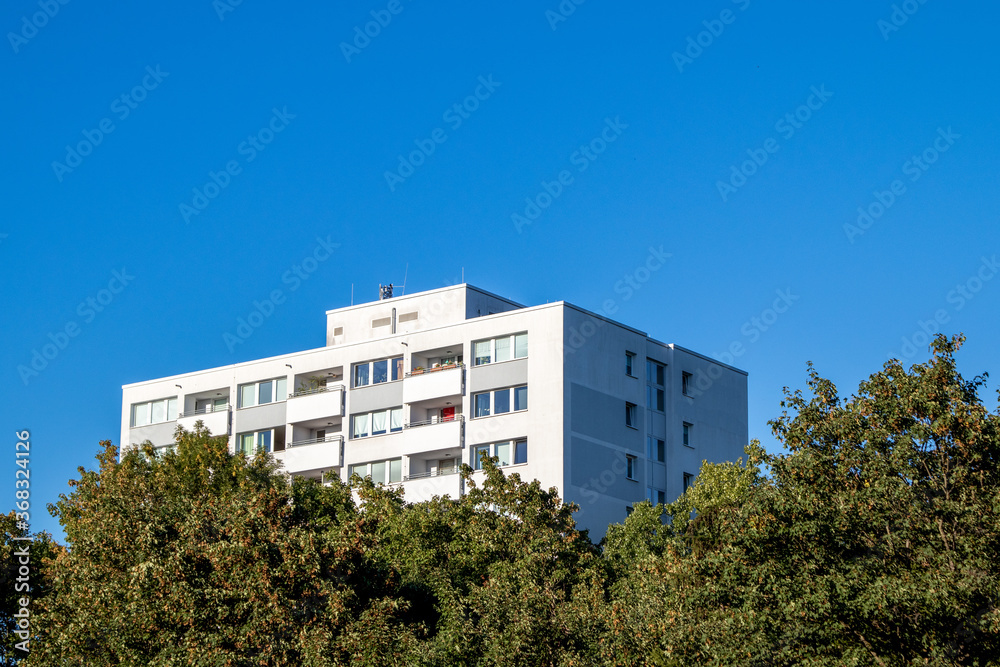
top-left (471, 385), bottom-right (528, 419)
top-left (352, 357), bottom-right (404, 388)
top-left (348, 457), bottom-right (403, 484)
top-left (625, 402), bottom-right (637, 429)
top-left (237, 377), bottom-right (288, 409)
top-left (683, 422), bottom-right (692, 447)
top-left (472, 333), bottom-right (528, 367)
top-left (625, 352), bottom-right (636, 377)
top-left (683, 472), bottom-right (694, 491)
top-left (682, 371), bottom-right (693, 396)
top-left (237, 428), bottom-right (274, 455)
top-left (647, 436), bottom-right (665, 462)
top-left (350, 407), bottom-right (404, 439)
top-left (472, 439), bottom-right (528, 469)
top-left (626, 454), bottom-right (637, 481)
top-left (130, 396), bottom-right (179, 427)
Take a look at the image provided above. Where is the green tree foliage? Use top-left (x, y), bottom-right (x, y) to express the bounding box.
top-left (602, 335), bottom-right (1000, 666)
top-left (0, 512), bottom-right (61, 666)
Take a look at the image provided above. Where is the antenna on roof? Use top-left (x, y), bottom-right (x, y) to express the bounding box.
top-left (462, 267), bottom-right (465, 283)
top-left (351, 283), bottom-right (354, 305)
top-left (400, 263), bottom-right (408, 296)
top-left (379, 283), bottom-right (394, 300)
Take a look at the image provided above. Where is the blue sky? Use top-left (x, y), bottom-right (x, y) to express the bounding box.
top-left (3, 0), bottom-right (999, 539)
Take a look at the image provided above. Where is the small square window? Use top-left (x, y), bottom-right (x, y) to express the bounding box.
top-left (626, 455), bottom-right (637, 480)
top-left (474, 393), bottom-right (491, 418)
top-left (494, 389), bottom-right (510, 414)
top-left (625, 402), bottom-right (637, 428)
top-left (683, 472), bottom-right (694, 491)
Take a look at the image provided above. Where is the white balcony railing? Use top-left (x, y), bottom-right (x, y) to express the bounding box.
top-left (177, 407), bottom-right (229, 438)
top-left (397, 471), bottom-right (462, 502)
top-left (403, 364), bottom-right (463, 404)
top-left (286, 385), bottom-right (344, 424)
top-left (281, 435), bottom-right (344, 474)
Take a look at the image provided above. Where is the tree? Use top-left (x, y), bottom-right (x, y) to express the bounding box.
top-left (602, 334), bottom-right (1000, 666)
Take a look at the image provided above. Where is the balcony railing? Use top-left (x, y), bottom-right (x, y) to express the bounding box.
top-left (404, 363), bottom-right (463, 378)
top-left (288, 384), bottom-right (345, 399)
top-left (404, 468), bottom-right (459, 481)
top-left (288, 434), bottom-right (344, 448)
top-left (178, 404), bottom-right (229, 418)
top-left (405, 415), bottom-right (465, 429)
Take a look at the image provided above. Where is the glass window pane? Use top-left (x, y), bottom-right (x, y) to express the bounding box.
top-left (258, 381), bottom-right (273, 405)
top-left (372, 359), bottom-right (388, 384)
top-left (495, 336), bottom-right (512, 362)
top-left (371, 461), bottom-right (386, 484)
top-left (657, 439), bottom-right (665, 462)
top-left (275, 378), bottom-right (287, 401)
top-left (514, 440), bottom-right (527, 464)
top-left (390, 408), bottom-right (403, 432)
top-left (626, 354), bottom-right (633, 375)
top-left (391, 357), bottom-right (403, 381)
top-left (166, 398), bottom-right (178, 421)
top-left (474, 393), bottom-right (490, 418)
top-left (349, 463), bottom-right (367, 479)
top-left (473, 445), bottom-right (490, 470)
top-left (514, 386), bottom-right (527, 412)
top-left (494, 389), bottom-right (510, 414)
top-left (657, 388), bottom-right (665, 412)
top-left (239, 384), bottom-right (255, 408)
top-left (213, 397), bottom-right (228, 410)
top-left (514, 333), bottom-right (528, 358)
top-left (389, 459), bottom-right (402, 483)
top-left (646, 361), bottom-right (654, 382)
top-left (353, 414), bottom-right (369, 439)
top-left (474, 340), bottom-right (491, 366)
top-left (496, 442), bottom-right (512, 466)
top-left (656, 364), bottom-right (665, 386)
top-left (257, 431), bottom-right (272, 453)
top-left (239, 433), bottom-right (254, 455)
top-left (132, 402), bottom-right (149, 427)
top-left (372, 410), bottom-right (387, 435)
top-left (150, 400), bottom-right (166, 424)
top-left (354, 364), bottom-right (369, 387)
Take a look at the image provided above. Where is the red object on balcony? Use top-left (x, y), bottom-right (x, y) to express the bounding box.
top-left (441, 407), bottom-right (456, 422)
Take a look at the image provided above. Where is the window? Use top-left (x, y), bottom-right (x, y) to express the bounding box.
top-left (472, 386), bottom-right (528, 419)
top-left (350, 407), bottom-right (403, 438)
top-left (648, 487), bottom-right (666, 505)
top-left (647, 436), bottom-right (665, 462)
top-left (647, 360), bottom-right (665, 412)
top-left (626, 455), bottom-right (637, 480)
top-left (625, 402), bottom-right (637, 428)
top-left (349, 458), bottom-right (402, 484)
top-left (130, 397), bottom-right (178, 427)
top-left (683, 422), bottom-right (692, 447)
top-left (353, 357), bottom-right (403, 387)
top-left (472, 439), bottom-right (527, 469)
top-left (682, 371), bottom-right (693, 396)
top-left (626, 505), bottom-right (634, 517)
top-left (237, 429), bottom-right (273, 455)
top-left (472, 333), bottom-right (528, 366)
top-left (625, 352), bottom-right (636, 376)
top-left (237, 377), bottom-right (287, 408)
top-left (683, 472), bottom-right (694, 491)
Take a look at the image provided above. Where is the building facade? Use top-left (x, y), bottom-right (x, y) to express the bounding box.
top-left (120, 284), bottom-right (747, 538)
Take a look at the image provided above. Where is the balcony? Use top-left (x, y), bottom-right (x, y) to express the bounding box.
top-left (280, 434), bottom-right (344, 475)
top-left (397, 470), bottom-right (462, 502)
top-left (400, 415), bottom-right (463, 456)
top-left (403, 363), bottom-right (463, 404)
top-left (177, 405), bottom-right (230, 438)
top-left (286, 385), bottom-right (344, 424)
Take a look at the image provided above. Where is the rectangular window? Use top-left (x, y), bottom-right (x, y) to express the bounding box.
top-left (514, 439), bottom-right (528, 464)
top-left (474, 393), bottom-right (491, 418)
top-left (626, 455), bottom-right (637, 480)
top-left (473, 444), bottom-right (491, 470)
top-left (495, 441), bottom-right (512, 466)
top-left (682, 372), bottom-right (692, 396)
top-left (130, 397), bottom-right (179, 427)
top-left (472, 386), bottom-right (528, 419)
top-left (495, 336), bottom-right (512, 363)
top-left (625, 352), bottom-right (635, 376)
top-left (647, 360), bottom-right (665, 385)
top-left (626, 402), bottom-right (637, 428)
top-left (683, 472), bottom-right (694, 491)
top-left (354, 357), bottom-right (403, 387)
top-left (238, 429), bottom-right (272, 455)
top-left (237, 378), bottom-right (287, 408)
top-left (648, 436), bottom-right (665, 462)
top-left (683, 422), bottom-right (692, 447)
top-left (350, 458), bottom-right (402, 484)
top-left (351, 407), bottom-right (403, 439)
top-left (494, 389), bottom-right (510, 414)
top-left (656, 388), bottom-right (664, 412)
top-left (473, 333), bottom-right (528, 366)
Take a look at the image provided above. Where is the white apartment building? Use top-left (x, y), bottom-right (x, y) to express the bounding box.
top-left (120, 284), bottom-right (747, 538)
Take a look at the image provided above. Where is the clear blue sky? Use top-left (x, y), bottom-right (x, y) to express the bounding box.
top-left (4, 1), bottom-right (999, 539)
